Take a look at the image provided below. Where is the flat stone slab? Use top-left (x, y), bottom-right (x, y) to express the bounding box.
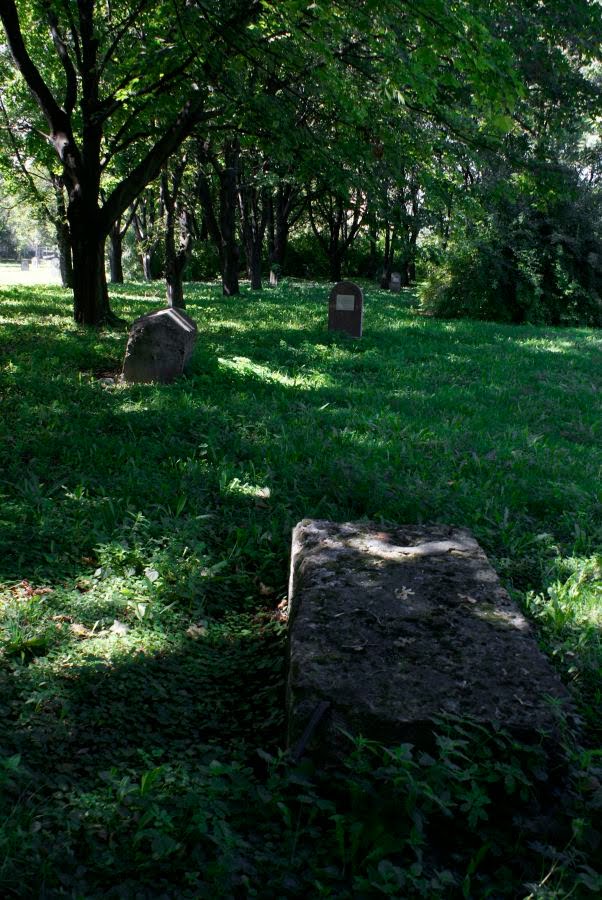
top-left (287, 520), bottom-right (576, 756)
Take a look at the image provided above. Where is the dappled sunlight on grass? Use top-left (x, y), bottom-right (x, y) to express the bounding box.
top-left (0, 278), bottom-right (600, 895)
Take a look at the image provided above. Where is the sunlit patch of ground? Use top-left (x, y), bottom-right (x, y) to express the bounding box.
top-left (0, 261), bottom-right (61, 285)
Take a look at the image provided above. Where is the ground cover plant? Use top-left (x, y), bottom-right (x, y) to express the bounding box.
top-left (0, 280), bottom-right (601, 897)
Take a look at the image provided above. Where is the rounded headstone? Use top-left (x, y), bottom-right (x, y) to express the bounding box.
top-left (328, 281), bottom-right (363, 337)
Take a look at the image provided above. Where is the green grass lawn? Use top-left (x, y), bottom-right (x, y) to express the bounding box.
top-left (0, 280), bottom-right (600, 898)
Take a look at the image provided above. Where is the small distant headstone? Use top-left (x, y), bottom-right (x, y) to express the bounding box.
top-left (20, 259), bottom-right (30, 271)
top-left (122, 307), bottom-right (197, 384)
top-left (390, 272), bottom-right (402, 293)
top-left (328, 281), bottom-right (363, 338)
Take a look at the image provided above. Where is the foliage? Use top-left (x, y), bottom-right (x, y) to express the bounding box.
top-left (0, 280), bottom-right (600, 894)
top-left (419, 162), bottom-right (602, 326)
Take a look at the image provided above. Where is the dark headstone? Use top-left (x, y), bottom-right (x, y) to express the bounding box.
top-left (390, 271), bottom-right (402, 293)
top-left (328, 281), bottom-right (363, 338)
top-left (122, 307), bottom-right (197, 384)
top-left (20, 259), bottom-right (30, 271)
top-left (287, 520), bottom-right (576, 758)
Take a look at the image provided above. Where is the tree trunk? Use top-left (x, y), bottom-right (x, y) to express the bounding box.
top-left (249, 242), bottom-right (262, 289)
top-left (52, 175), bottom-right (73, 288)
top-left (266, 195), bottom-right (275, 282)
top-left (222, 237), bottom-right (240, 296)
top-left (329, 250), bottom-right (342, 283)
top-left (141, 252), bottom-right (153, 281)
top-left (109, 220), bottom-right (124, 283)
top-left (368, 215), bottom-right (378, 280)
top-left (380, 222), bottom-right (394, 288)
top-left (55, 219), bottom-right (73, 289)
top-left (133, 196), bottom-right (161, 282)
top-left (238, 176), bottom-right (267, 291)
top-left (271, 187), bottom-right (291, 281)
top-left (165, 211), bottom-right (192, 309)
top-left (164, 199), bottom-right (180, 306)
top-left (220, 141), bottom-right (240, 296)
top-left (501, 245), bottom-right (522, 323)
top-left (70, 226), bottom-right (110, 325)
top-left (166, 268), bottom-right (184, 307)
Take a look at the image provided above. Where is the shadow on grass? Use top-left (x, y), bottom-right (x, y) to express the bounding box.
top-left (0, 622), bottom-right (285, 781)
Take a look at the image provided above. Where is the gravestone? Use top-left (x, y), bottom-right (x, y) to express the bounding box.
top-left (390, 271), bottom-right (402, 293)
top-left (122, 307), bottom-right (197, 384)
top-left (20, 259), bottom-right (30, 271)
top-left (328, 281), bottom-right (363, 338)
top-left (287, 520), bottom-right (576, 759)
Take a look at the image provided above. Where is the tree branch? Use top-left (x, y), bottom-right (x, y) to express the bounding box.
top-left (100, 96), bottom-right (207, 235)
top-left (45, 4), bottom-right (77, 114)
top-left (0, 0), bottom-right (66, 132)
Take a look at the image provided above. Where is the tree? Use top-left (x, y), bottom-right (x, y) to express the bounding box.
top-left (0, 0), bottom-right (261, 323)
top-left (0, 88), bottom-right (73, 285)
top-left (132, 188), bottom-right (163, 282)
top-left (161, 154), bottom-right (194, 307)
top-left (196, 138), bottom-right (241, 296)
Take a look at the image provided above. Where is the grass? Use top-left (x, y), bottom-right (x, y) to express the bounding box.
top-left (0, 278), bottom-right (600, 897)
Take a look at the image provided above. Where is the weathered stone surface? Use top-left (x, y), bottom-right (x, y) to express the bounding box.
top-left (328, 281), bottom-right (363, 338)
top-left (122, 307), bottom-right (197, 384)
top-left (287, 520), bottom-right (576, 756)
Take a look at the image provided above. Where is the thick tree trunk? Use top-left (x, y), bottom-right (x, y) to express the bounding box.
top-left (249, 242), bottom-right (262, 289)
top-left (222, 238), bottom-right (240, 296)
top-left (109, 221), bottom-right (124, 283)
top-left (166, 270), bottom-right (184, 308)
top-left (71, 228), bottom-right (110, 325)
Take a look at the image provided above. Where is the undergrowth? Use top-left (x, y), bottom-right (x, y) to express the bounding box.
top-left (0, 280), bottom-right (600, 896)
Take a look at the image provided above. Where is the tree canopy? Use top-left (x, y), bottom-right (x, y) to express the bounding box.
top-left (0, 0), bottom-right (600, 324)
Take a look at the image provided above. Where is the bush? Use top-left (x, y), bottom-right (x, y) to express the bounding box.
top-left (419, 236), bottom-right (546, 324)
top-left (419, 168), bottom-right (602, 326)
